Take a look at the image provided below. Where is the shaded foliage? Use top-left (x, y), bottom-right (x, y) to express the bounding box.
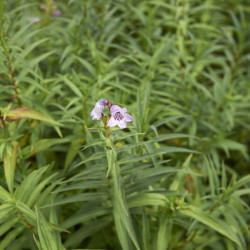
top-left (0, 0), bottom-right (249, 249)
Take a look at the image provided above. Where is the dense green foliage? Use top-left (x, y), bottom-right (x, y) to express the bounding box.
top-left (0, 0), bottom-right (249, 249)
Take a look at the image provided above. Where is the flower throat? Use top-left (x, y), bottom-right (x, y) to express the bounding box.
top-left (114, 112), bottom-right (123, 121)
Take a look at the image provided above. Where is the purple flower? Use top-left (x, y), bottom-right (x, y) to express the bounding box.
top-left (29, 17), bottom-right (42, 23)
top-left (108, 105), bottom-right (133, 129)
top-left (53, 10), bottom-right (62, 16)
top-left (90, 99), bottom-right (109, 120)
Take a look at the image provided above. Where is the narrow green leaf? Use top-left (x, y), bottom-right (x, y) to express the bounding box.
top-left (180, 205), bottom-right (241, 246)
top-left (29, 50), bottom-right (56, 67)
top-left (0, 203), bottom-right (15, 224)
top-left (75, 56), bottom-right (96, 76)
top-left (58, 75), bottom-right (83, 98)
top-left (7, 108), bottom-right (63, 126)
top-left (0, 217), bottom-right (19, 237)
top-left (36, 207), bottom-right (60, 250)
top-left (151, 115), bottom-right (189, 129)
top-left (3, 141), bottom-right (18, 193)
top-left (42, 193), bottom-right (107, 207)
top-left (15, 201), bottom-right (36, 225)
top-left (128, 193), bottom-right (168, 208)
top-left (0, 226), bottom-right (24, 250)
top-left (156, 216), bottom-right (172, 250)
top-left (0, 185), bottom-right (12, 202)
top-left (15, 167), bottom-right (47, 204)
top-left (61, 207), bottom-right (110, 229)
top-left (64, 218), bottom-right (111, 248)
top-left (110, 150), bottom-right (140, 250)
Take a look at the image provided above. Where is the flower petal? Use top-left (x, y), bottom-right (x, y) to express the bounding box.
top-left (90, 99), bottom-right (109, 120)
top-left (125, 113), bottom-right (133, 122)
top-left (118, 121), bottom-right (127, 129)
top-left (110, 105), bottom-right (122, 115)
top-left (122, 107), bottom-right (127, 113)
top-left (53, 10), bottom-right (61, 16)
top-left (29, 17), bottom-right (42, 23)
top-left (90, 109), bottom-right (102, 120)
top-left (107, 104), bottom-right (133, 129)
top-left (107, 117), bottom-right (117, 127)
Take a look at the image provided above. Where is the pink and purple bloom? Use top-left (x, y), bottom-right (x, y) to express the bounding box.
top-left (53, 10), bottom-right (62, 16)
top-left (39, 3), bottom-right (61, 16)
top-left (90, 99), bottom-right (109, 120)
top-left (108, 105), bottom-right (133, 129)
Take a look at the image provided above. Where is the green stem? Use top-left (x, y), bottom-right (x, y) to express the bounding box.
top-left (105, 138), bottom-right (140, 250)
top-left (1, 26), bottom-right (20, 103)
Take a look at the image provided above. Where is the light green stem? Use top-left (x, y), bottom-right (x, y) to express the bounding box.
top-left (106, 138), bottom-right (140, 250)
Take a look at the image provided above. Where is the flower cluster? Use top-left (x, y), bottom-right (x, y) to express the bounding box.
top-left (90, 100), bottom-right (133, 129)
top-left (29, 1), bottom-right (61, 23)
top-left (40, 2), bottom-right (62, 16)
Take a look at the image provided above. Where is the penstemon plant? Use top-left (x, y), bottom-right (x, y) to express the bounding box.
top-left (0, 1), bottom-right (249, 249)
top-left (90, 100), bottom-right (139, 249)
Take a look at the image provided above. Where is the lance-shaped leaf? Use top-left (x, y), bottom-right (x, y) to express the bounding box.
top-left (3, 141), bottom-right (19, 193)
top-left (180, 205), bottom-right (241, 246)
top-left (6, 108), bottom-right (62, 126)
top-left (35, 207), bottom-right (61, 250)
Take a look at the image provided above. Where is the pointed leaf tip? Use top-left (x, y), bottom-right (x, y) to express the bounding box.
top-left (7, 108), bottom-right (63, 126)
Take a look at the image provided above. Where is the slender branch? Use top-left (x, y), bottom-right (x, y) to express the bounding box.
top-left (0, 117), bottom-right (6, 128)
top-left (0, 110), bottom-right (6, 128)
top-left (6, 48), bottom-right (18, 96)
top-left (1, 27), bottom-right (19, 102)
